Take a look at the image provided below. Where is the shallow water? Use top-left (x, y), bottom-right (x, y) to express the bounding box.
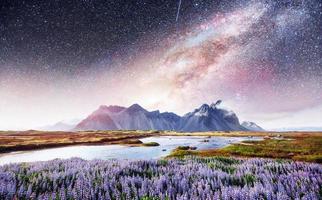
top-left (0, 136), bottom-right (262, 165)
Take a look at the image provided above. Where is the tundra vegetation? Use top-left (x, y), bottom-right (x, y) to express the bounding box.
top-left (0, 131), bottom-right (321, 199)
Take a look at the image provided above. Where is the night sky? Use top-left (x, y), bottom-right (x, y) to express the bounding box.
top-left (0, 0), bottom-right (219, 72)
top-left (0, 0), bottom-right (322, 130)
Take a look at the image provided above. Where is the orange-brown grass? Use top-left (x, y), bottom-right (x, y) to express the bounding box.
top-left (0, 130), bottom-right (156, 153)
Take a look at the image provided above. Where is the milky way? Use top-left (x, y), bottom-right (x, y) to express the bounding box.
top-left (0, 0), bottom-right (321, 130)
top-left (152, 1), bottom-right (322, 112)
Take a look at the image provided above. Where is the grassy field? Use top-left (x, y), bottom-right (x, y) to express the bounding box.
top-left (0, 130), bottom-right (321, 163)
top-left (169, 133), bottom-right (322, 163)
top-left (0, 130), bottom-right (157, 153)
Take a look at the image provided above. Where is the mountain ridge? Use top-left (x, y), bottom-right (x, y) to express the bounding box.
top-left (74, 101), bottom-right (260, 132)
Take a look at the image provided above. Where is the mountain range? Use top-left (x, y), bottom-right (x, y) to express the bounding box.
top-left (74, 100), bottom-right (264, 132)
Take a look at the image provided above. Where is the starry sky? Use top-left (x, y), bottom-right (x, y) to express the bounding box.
top-left (0, 0), bottom-right (321, 130)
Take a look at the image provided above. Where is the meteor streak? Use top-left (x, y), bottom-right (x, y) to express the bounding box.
top-left (176, 0), bottom-right (182, 22)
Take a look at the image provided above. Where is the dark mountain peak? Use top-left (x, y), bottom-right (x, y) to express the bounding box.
top-left (196, 104), bottom-right (211, 116)
top-left (126, 103), bottom-right (147, 113)
top-left (210, 100), bottom-right (222, 109)
top-left (199, 104), bottom-right (210, 110)
top-left (195, 100), bottom-right (223, 114)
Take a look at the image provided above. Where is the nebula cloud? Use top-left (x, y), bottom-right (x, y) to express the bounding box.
top-left (134, 0), bottom-right (322, 128)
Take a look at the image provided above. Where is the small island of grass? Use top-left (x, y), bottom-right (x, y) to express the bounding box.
top-left (142, 142), bottom-right (160, 146)
top-left (176, 146), bottom-right (197, 150)
top-left (121, 139), bottom-right (143, 145)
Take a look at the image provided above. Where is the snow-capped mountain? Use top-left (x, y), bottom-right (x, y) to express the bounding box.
top-left (74, 101), bottom-right (256, 132)
top-left (178, 101), bottom-right (247, 131)
top-left (241, 121), bottom-right (265, 131)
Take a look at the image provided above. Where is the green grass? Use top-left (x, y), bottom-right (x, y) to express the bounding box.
top-left (168, 149), bottom-right (196, 158)
top-left (119, 139), bottom-right (143, 144)
top-left (168, 137), bottom-right (322, 163)
top-left (167, 146), bottom-right (200, 158)
top-left (176, 146), bottom-right (191, 150)
top-left (142, 142), bottom-right (160, 146)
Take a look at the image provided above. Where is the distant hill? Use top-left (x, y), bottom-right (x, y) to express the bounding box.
top-left (241, 121), bottom-right (265, 131)
top-left (38, 119), bottom-right (81, 131)
top-left (74, 100), bottom-right (260, 132)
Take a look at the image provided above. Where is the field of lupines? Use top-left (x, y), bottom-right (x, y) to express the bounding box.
top-left (0, 157), bottom-right (321, 200)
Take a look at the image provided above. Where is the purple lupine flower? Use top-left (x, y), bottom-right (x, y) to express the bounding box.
top-left (0, 157), bottom-right (320, 199)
